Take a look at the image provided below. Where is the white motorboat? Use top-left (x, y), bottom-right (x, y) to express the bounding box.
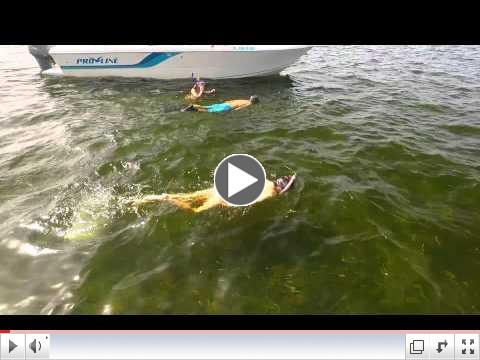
top-left (28, 45), bottom-right (312, 80)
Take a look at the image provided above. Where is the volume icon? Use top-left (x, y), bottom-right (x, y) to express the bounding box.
top-left (29, 339), bottom-right (41, 354)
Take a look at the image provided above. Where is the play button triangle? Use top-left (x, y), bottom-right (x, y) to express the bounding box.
top-left (9, 339), bottom-right (17, 353)
top-left (228, 162), bottom-right (258, 198)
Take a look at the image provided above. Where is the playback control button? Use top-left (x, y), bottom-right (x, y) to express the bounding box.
top-left (25, 334), bottom-right (50, 359)
top-left (1, 334), bottom-right (25, 359)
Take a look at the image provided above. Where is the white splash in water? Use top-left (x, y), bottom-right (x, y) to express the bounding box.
top-left (29, 180), bottom-right (144, 243)
top-left (17, 243), bottom-right (60, 256)
top-left (1, 238), bottom-right (60, 257)
top-left (64, 183), bottom-right (115, 241)
top-left (19, 221), bottom-right (47, 234)
top-left (102, 303), bottom-right (113, 315)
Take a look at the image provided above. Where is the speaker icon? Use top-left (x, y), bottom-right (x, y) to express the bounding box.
top-left (29, 339), bottom-right (42, 354)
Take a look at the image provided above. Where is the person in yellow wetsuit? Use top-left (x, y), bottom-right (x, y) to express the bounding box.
top-left (133, 175), bottom-right (295, 213)
top-left (182, 95), bottom-right (259, 113)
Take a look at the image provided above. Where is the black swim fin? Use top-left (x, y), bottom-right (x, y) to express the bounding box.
top-left (181, 104), bottom-right (195, 112)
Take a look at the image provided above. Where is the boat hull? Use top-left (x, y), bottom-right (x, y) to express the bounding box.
top-left (44, 46), bottom-right (311, 79)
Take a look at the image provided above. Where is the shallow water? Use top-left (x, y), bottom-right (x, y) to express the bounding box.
top-left (1, 45), bottom-right (480, 314)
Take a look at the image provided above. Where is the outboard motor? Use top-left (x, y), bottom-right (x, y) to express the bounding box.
top-left (28, 45), bottom-right (55, 71)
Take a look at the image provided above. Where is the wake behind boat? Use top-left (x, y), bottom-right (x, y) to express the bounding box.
top-left (28, 45), bottom-right (312, 80)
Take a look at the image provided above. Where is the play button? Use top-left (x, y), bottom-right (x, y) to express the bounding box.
top-left (227, 163), bottom-right (258, 197)
top-left (214, 154), bottom-right (266, 206)
top-left (1, 334), bottom-right (25, 359)
top-left (9, 340), bottom-right (17, 353)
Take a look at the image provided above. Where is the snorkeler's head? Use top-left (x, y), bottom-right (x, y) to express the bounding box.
top-left (274, 175), bottom-right (296, 195)
top-left (250, 95), bottom-right (259, 104)
top-left (194, 81), bottom-right (205, 89)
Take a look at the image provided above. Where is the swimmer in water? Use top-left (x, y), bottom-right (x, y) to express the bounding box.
top-left (182, 95), bottom-right (259, 113)
top-left (133, 174), bottom-right (295, 213)
top-left (185, 78), bottom-right (216, 101)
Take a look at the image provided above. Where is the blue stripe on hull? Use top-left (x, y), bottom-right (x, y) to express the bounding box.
top-left (62, 52), bottom-right (179, 70)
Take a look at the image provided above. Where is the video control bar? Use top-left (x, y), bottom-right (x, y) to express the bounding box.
top-left (0, 331), bottom-right (478, 360)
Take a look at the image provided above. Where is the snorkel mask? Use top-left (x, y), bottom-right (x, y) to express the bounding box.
top-left (274, 175), bottom-right (296, 194)
top-left (192, 74), bottom-right (206, 87)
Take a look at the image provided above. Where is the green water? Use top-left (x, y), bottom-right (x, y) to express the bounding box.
top-left (1, 46), bottom-right (480, 314)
